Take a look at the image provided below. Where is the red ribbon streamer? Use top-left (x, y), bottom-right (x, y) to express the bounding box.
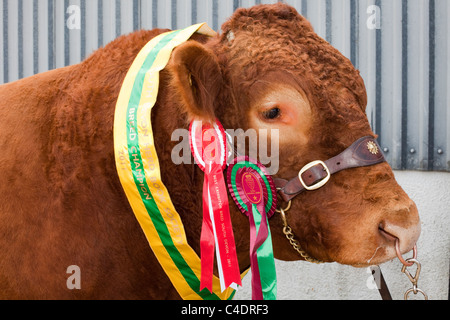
top-left (207, 163), bottom-right (241, 290)
top-left (200, 165), bottom-right (215, 291)
top-left (191, 121), bottom-right (241, 293)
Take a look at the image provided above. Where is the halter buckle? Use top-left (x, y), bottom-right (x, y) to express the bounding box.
top-left (298, 160), bottom-right (331, 191)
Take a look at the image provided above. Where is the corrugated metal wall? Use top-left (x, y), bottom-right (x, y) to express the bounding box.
top-left (1, 0), bottom-right (449, 171)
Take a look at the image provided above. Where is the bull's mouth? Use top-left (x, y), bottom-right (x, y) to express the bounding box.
top-left (360, 224), bottom-right (417, 267)
top-left (349, 225), bottom-right (401, 267)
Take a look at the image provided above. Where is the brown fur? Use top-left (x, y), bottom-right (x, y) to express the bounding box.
top-left (0, 4), bottom-right (420, 299)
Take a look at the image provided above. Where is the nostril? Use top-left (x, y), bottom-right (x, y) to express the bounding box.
top-left (378, 223), bottom-right (397, 242)
top-left (378, 219), bottom-right (421, 253)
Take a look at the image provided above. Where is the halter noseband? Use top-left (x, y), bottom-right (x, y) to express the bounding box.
top-left (274, 136), bottom-right (387, 262)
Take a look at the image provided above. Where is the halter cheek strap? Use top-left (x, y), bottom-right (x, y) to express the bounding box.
top-left (275, 136), bottom-right (386, 202)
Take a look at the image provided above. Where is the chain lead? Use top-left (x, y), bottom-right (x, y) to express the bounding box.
top-left (401, 258), bottom-right (428, 300)
top-left (278, 207), bottom-right (323, 265)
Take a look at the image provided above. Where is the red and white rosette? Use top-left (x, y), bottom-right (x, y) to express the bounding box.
top-left (189, 120), bottom-right (241, 293)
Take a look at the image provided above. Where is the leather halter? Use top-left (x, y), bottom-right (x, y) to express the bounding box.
top-left (225, 135), bottom-right (387, 264)
top-left (275, 136), bottom-right (386, 202)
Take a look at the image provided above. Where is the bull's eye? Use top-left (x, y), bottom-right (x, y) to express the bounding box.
top-left (262, 107), bottom-right (281, 120)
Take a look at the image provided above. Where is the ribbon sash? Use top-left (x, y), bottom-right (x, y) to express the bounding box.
top-left (113, 23), bottom-right (245, 300)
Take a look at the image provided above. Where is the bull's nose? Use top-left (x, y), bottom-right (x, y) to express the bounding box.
top-left (378, 202), bottom-right (421, 254)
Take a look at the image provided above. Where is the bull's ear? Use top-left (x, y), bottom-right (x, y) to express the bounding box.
top-left (169, 41), bottom-right (223, 123)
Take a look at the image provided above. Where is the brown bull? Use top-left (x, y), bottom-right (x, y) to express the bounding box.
top-left (0, 4), bottom-right (420, 299)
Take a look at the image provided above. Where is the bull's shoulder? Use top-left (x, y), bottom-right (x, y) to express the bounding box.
top-left (0, 66), bottom-right (76, 127)
top-left (82, 29), bottom-right (172, 72)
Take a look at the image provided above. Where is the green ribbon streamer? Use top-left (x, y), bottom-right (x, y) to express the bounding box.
top-left (252, 203), bottom-right (277, 300)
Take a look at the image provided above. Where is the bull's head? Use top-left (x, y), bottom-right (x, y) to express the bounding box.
top-left (168, 3), bottom-right (420, 267)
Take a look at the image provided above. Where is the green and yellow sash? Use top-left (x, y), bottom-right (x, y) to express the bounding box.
top-left (113, 23), bottom-right (245, 300)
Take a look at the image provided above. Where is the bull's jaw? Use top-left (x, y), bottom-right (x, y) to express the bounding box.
top-left (269, 189), bottom-right (421, 268)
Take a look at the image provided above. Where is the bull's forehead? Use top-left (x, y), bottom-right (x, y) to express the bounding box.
top-left (217, 3), bottom-right (366, 107)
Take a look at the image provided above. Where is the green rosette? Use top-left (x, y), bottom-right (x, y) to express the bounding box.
top-left (227, 156), bottom-right (277, 300)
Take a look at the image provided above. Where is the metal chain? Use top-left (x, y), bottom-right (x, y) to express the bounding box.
top-left (277, 206), bottom-right (323, 265)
